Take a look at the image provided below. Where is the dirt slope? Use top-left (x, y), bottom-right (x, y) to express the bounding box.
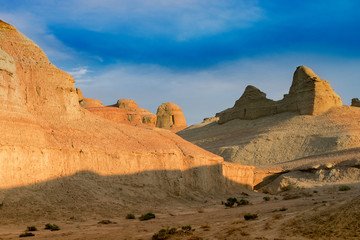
top-left (179, 106), bottom-right (360, 166)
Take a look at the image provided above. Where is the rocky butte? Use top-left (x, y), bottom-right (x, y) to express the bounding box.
top-left (156, 102), bottom-right (188, 131)
top-left (216, 66), bottom-right (342, 123)
top-left (76, 90), bottom-right (187, 130)
top-left (179, 66), bottom-right (360, 180)
top-left (0, 19), bottom-right (254, 204)
top-left (82, 97), bottom-right (158, 127)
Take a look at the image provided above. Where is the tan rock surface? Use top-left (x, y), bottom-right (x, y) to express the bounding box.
top-left (0, 19), bottom-right (254, 219)
top-left (115, 98), bottom-right (140, 110)
top-left (81, 97), bottom-right (103, 108)
top-left (179, 106), bottom-right (360, 167)
top-left (156, 102), bottom-right (188, 131)
top-left (85, 98), bottom-right (157, 127)
top-left (76, 88), bottom-right (83, 101)
top-left (217, 66), bottom-right (342, 123)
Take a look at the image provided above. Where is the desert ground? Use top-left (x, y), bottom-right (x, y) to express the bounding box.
top-left (1, 181), bottom-right (359, 239)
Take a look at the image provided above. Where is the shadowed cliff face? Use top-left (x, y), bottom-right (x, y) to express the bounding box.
top-left (0, 20), bottom-right (254, 198)
top-left (0, 166), bottom-right (253, 222)
top-left (217, 66), bottom-right (342, 123)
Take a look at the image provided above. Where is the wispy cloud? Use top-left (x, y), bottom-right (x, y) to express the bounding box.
top-left (75, 53), bottom-right (360, 125)
top-left (68, 67), bottom-right (90, 79)
top-left (21, 0), bottom-right (263, 40)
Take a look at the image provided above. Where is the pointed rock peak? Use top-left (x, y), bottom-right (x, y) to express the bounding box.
top-left (0, 20), bottom-right (12, 27)
top-left (290, 65), bottom-right (323, 94)
top-left (217, 65), bottom-right (342, 122)
top-left (294, 66), bottom-right (319, 78)
top-left (241, 85), bottom-right (267, 100)
top-left (294, 65), bottom-right (319, 81)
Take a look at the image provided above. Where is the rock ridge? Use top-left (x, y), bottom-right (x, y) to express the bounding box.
top-left (217, 66), bottom-right (342, 123)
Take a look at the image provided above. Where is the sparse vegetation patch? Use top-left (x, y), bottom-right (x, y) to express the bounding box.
top-left (139, 212), bottom-right (156, 221)
top-left (125, 213), bottom-right (135, 219)
top-left (224, 197), bottom-right (250, 207)
top-left (19, 232), bottom-right (35, 238)
top-left (152, 228), bottom-right (177, 240)
top-left (244, 213), bottom-right (258, 220)
top-left (45, 223), bottom-right (60, 231)
top-left (339, 185), bottom-right (351, 191)
top-left (26, 226), bottom-right (37, 231)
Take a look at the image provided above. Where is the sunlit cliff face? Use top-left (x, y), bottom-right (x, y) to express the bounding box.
top-left (0, 20), bottom-right (254, 192)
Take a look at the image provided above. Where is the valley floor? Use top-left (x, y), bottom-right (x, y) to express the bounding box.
top-left (1, 183), bottom-right (359, 240)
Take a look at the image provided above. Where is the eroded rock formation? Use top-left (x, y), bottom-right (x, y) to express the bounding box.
top-left (217, 66), bottom-right (342, 123)
top-left (81, 97), bottom-right (104, 108)
top-left (352, 98), bottom-right (360, 107)
top-left (86, 99), bottom-right (157, 127)
top-left (156, 102), bottom-right (187, 131)
top-left (0, 20), bottom-right (253, 197)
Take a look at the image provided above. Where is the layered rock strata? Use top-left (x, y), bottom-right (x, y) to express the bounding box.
top-left (0, 20), bottom-right (253, 196)
top-left (217, 66), bottom-right (342, 123)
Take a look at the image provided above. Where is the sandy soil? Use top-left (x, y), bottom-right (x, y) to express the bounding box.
top-left (1, 183), bottom-right (359, 240)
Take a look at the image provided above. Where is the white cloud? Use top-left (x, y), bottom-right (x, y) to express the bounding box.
top-left (0, 12), bottom-right (76, 64)
top-left (40, 0), bottom-right (263, 40)
top-left (75, 53), bottom-right (360, 125)
top-left (68, 67), bottom-right (90, 79)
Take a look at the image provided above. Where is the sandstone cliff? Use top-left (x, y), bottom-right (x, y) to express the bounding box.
top-left (156, 102), bottom-right (188, 131)
top-left (217, 66), bottom-right (342, 123)
top-left (0, 19), bottom-right (253, 201)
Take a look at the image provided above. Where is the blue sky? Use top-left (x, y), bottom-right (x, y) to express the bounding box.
top-left (1, 0), bottom-right (360, 124)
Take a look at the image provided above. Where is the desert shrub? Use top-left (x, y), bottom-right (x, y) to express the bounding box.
top-left (238, 199), bottom-right (250, 205)
top-left (263, 196), bottom-right (271, 201)
top-left (225, 197), bottom-right (238, 207)
top-left (19, 232), bottom-right (35, 237)
top-left (339, 185), bottom-right (351, 191)
top-left (125, 214), bottom-right (135, 219)
top-left (181, 225), bottom-right (192, 231)
top-left (244, 213), bottom-right (258, 220)
top-left (152, 228), bottom-right (177, 240)
top-left (279, 207), bottom-right (288, 211)
top-left (152, 229), bottom-right (167, 240)
top-left (139, 212), bottom-right (155, 221)
top-left (313, 190), bottom-right (318, 193)
top-left (44, 223), bottom-right (60, 231)
top-left (98, 220), bottom-right (116, 224)
top-left (26, 226), bottom-right (37, 231)
top-left (225, 197), bottom-right (250, 207)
